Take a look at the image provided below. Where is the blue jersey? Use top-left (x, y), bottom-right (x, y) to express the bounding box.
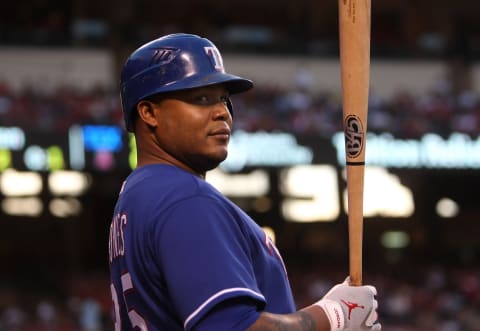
top-left (108, 164), bottom-right (296, 330)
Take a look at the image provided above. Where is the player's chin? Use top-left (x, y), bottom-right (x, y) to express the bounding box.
top-left (212, 148), bottom-right (228, 163)
top-left (203, 149), bottom-right (228, 170)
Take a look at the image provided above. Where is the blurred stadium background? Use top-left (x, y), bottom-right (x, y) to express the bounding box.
top-left (1, 0), bottom-right (480, 330)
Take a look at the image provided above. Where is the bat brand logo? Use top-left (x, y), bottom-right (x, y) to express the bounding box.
top-left (341, 299), bottom-right (365, 319)
top-left (344, 115), bottom-right (364, 158)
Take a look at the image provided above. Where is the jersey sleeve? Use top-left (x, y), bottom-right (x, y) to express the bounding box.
top-left (153, 195), bottom-right (266, 330)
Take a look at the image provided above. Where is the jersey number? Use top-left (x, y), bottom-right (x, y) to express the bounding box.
top-left (111, 272), bottom-right (149, 330)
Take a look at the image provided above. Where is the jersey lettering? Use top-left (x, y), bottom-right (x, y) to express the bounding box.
top-left (109, 212), bottom-right (127, 263)
top-left (110, 283), bottom-right (121, 331)
top-left (111, 272), bottom-right (150, 331)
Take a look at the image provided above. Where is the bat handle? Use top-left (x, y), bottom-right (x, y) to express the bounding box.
top-left (347, 164), bottom-right (364, 286)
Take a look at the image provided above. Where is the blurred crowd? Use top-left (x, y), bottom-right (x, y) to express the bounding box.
top-left (0, 81), bottom-right (123, 133)
top-left (0, 272), bottom-right (111, 331)
top-left (0, 264), bottom-right (479, 331)
top-left (0, 74), bottom-right (479, 139)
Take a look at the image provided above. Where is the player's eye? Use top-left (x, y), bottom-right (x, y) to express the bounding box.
top-left (185, 94), bottom-right (210, 105)
top-left (196, 95), bottom-right (210, 104)
top-left (220, 95), bottom-right (229, 105)
top-left (191, 94), bottom-right (229, 106)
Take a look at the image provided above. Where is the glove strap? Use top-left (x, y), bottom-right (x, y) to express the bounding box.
top-left (315, 299), bottom-right (345, 331)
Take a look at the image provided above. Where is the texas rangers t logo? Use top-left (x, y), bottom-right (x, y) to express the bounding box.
top-left (204, 46), bottom-right (224, 71)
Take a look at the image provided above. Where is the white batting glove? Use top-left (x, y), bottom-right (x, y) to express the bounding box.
top-left (314, 278), bottom-right (381, 331)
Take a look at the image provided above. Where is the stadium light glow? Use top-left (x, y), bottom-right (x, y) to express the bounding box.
top-left (48, 170), bottom-right (91, 196)
top-left (2, 197), bottom-right (43, 217)
top-left (0, 169), bottom-right (43, 196)
top-left (206, 169), bottom-right (270, 197)
top-left (381, 231), bottom-right (410, 249)
top-left (280, 165), bottom-right (339, 222)
top-left (436, 197), bottom-right (459, 218)
top-left (343, 166), bottom-right (414, 218)
top-left (49, 198), bottom-right (82, 218)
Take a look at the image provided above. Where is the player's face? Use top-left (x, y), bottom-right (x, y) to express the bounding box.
top-left (151, 85), bottom-right (233, 174)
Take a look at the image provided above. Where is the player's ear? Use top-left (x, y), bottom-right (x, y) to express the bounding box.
top-left (137, 100), bottom-right (159, 128)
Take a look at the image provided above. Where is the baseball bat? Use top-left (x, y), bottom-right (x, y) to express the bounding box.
top-left (338, 0), bottom-right (371, 286)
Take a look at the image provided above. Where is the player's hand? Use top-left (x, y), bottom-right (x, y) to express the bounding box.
top-left (315, 277), bottom-right (380, 331)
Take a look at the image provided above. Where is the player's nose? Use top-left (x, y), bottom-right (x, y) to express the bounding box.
top-left (211, 101), bottom-right (232, 122)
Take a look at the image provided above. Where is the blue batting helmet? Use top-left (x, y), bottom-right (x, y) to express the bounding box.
top-left (120, 33), bottom-right (254, 131)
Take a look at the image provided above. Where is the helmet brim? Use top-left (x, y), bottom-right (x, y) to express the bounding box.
top-left (160, 71), bottom-right (254, 96)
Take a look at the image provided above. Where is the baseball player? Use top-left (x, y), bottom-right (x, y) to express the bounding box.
top-left (108, 33), bottom-right (381, 331)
